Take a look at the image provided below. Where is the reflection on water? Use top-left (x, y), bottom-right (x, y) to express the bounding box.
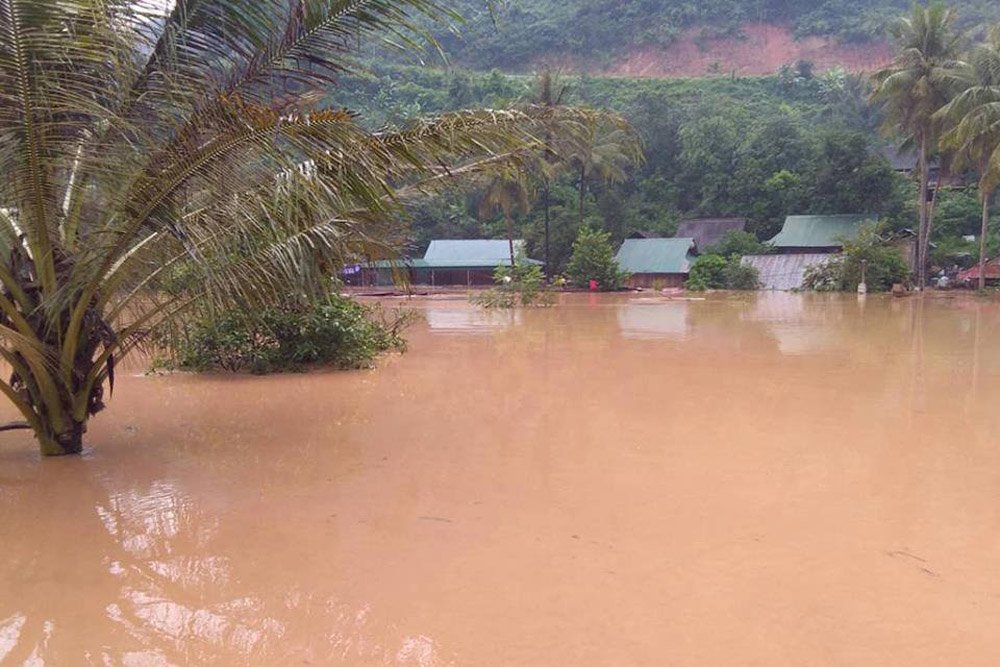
top-left (616, 300), bottom-right (689, 340)
top-left (423, 306), bottom-right (521, 334)
top-left (4, 294), bottom-right (1000, 665)
top-left (741, 292), bottom-right (847, 355)
top-left (1, 464), bottom-right (451, 665)
top-left (0, 614), bottom-right (26, 663)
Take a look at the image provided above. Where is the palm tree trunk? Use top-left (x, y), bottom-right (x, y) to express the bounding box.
top-left (578, 165), bottom-right (587, 227)
top-left (543, 182), bottom-right (551, 277)
top-left (980, 189), bottom-right (991, 291)
top-left (917, 134), bottom-right (931, 289)
top-left (38, 420), bottom-right (85, 457)
top-left (506, 213), bottom-right (516, 268)
top-left (924, 164), bottom-right (945, 287)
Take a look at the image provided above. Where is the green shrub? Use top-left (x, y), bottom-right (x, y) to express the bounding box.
top-left (686, 254), bottom-right (728, 290)
top-left (566, 227), bottom-right (628, 291)
top-left (802, 222), bottom-right (909, 292)
top-left (802, 257), bottom-right (845, 292)
top-left (841, 245), bottom-right (909, 292)
top-left (722, 259), bottom-right (760, 290)
top-left (163, 296), bottom-right (412, 374)
top-left (706, 230), bottom-right (770, 257)
top-left (472, 259), bottom-right (554, 308)
top-left (687, 253), bottom-right (760, 291)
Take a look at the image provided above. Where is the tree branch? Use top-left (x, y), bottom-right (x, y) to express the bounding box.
top-left (0, 421), bottom-right (32, 432)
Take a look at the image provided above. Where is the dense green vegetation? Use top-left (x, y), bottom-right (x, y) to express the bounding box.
top-left (871, 5), bottom-right (1000, 288)
top-left (565, 227), bottom-right (627, 290)
top-left (421, 0), bottom-right (1000, 70)
top-left (686, 255), bottom-right (760, 291)
top-left (338, 63), bottom-right (918, 273)
top-left (339, 3), bottom-right (1000, 288)
top-left (802, 223), bottom-right (909, 292)
top-left (166, 297), bottom-right (411, 374)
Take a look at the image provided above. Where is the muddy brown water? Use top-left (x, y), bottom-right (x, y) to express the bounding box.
top-left (3, 293), bottom-right (1000, 665)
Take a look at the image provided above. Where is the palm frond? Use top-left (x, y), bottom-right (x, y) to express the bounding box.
top-left (0, 1), bottom-right (609, 453)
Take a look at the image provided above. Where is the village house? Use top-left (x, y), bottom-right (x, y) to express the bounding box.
top-left (767, 214), bottom-right (869, 253)
top-left (356, 239), bottom-right (542, 287)
top-left (616, 238), bottom-right (698, 289)
top-left (742, 214), bottom-right (869, 290)
top-left (879, 145), bottom-right (965, 192)
top-left (958, 259), bottom-right (1000, 286)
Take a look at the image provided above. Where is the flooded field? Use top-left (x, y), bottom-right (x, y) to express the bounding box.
top-left (4, 293), bottom-right (1000, 665)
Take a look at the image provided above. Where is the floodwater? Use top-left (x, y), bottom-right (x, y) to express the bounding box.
top-left (3, 293), bottom-right (1000, 665)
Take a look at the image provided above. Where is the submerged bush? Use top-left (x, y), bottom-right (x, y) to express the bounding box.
top-left (841, 241), bottom-right (909, 292)
top-left (164, 296), bottom-right (412, 374)
top-left (686, 254), bottom-right (728, 290)
top-left (802, 222), bottom-right (909, 292)
top-left (473, 259), bottom-right (554, 308)
top-left (722, 259), bottom-right (761, 290)
top-left (802, 257), bottom-right (845, 292)
top-left (686, 254), bottom-right (758, 291)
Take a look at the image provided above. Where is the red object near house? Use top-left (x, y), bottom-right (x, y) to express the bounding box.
top-left (958, 259), bottom-right (1000, 283)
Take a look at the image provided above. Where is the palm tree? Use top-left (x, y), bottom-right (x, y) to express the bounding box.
top-left (0, 0), bottom-right (590, 456)
top-left (566, 117), bottom-right (644, 228)
top-left (479, 169), bottom-right (533, 267)
top-left (871, 3), bottom-right (966, 288)
top-left (938, 28), bottom-right (1000, 290)
top-left (533, 70), bottom-right (570, 274)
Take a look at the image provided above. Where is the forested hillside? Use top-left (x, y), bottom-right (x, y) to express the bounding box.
top-left (430, 0), bottom-right (1000, 71)
top-left (337, 64), bottom-right (960, 273)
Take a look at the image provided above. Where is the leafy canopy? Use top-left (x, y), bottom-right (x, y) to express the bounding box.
top-left (0, 0), bottom-right (596, 454)
top-left (565, 226), bottom-right (626, 290)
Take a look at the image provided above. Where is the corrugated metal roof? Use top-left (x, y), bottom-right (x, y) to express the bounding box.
top-left (768, 215), bottom-right (871, 249)
top-left (424, 258), bottom-right (542, 268)
top-left (367, 256), bottom-right (542, 270)
top-left (424, 239), bottom-right (527, 262)
top-left (616, 238), bottom-right (696, 274)
top-left (743, 253), bottom-right (839, 291)
top-left (367, 259), bottom-right (431, 269)
top-left (958, 259), bottom-right (1000, 281)
top-left (674, 218), bottom-right (747, 251)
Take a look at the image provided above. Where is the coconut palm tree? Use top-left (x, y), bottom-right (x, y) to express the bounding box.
top-left (937, 28), bottom-right (1000, 290)
top-left (566, 117), bottom-right (644, 228)
top-left (533, 70), bottom-right (570, 273)
top-left (0, 0), bottom-right (592, 456)
top-left (479, 168), bottom-right (533, 267)
top-left (871, 3), bottom-right (966, 287)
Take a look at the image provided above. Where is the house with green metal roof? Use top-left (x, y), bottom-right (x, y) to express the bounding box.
top-left (355, 239), bottom-right (542, 287)
top-left (767, 214), bottom-right (872, 253)
top-left (615, 238), bottom-right (698, 288)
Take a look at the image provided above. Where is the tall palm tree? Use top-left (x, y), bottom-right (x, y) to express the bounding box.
top-left (938, 28), bottom-right (1000, 290)
top-left (479, 169), bottom-right (533, 267)
top-left (566, 117), bottom-right (644, 228)
top-left (871, 3), bottom-right (966, 288)
top-left (533, 70), bottom-right (570, 274)
top-left (0, 0), bottom-right (590, 455)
